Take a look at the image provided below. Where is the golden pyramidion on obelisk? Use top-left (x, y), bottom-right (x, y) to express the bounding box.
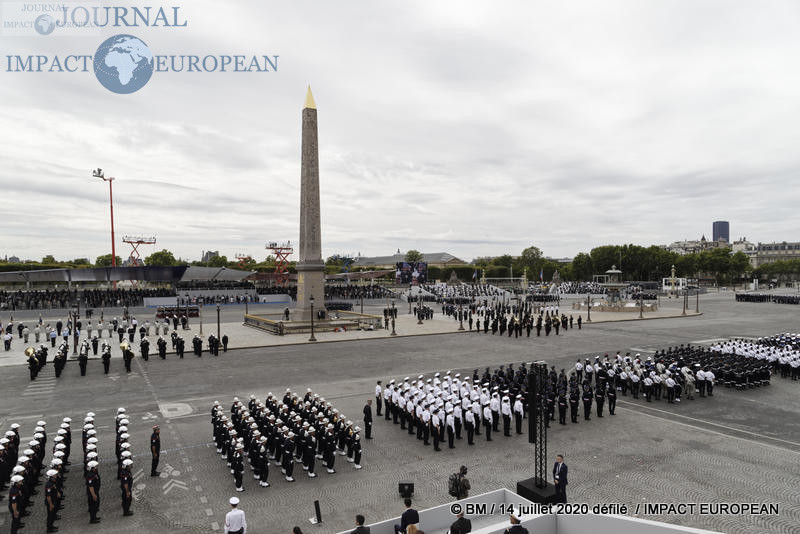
top-left (304, 85), bottom-right (316, 109)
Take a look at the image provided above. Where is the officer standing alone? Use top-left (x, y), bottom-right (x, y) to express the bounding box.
top-left (150, 426), bottom-right (160, 477)
top-left (363, 399), bottom-right (373, 440)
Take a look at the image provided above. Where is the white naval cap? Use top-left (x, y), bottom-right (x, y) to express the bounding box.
top-left (87, 461), bottom-right (99, 468)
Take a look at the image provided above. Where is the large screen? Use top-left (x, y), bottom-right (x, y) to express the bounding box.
top-left (396, 262), bottom-right (427, 284)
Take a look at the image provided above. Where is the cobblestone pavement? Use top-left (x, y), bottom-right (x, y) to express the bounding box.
top-left (0, 292), bottom-right (797, 534)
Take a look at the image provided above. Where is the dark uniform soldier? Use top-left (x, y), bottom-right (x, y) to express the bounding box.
top-left (283, 433), bottom-right (296, 482)
top-left (45, 469), bottom-right (59, 532)
top-left (150, 426), bottom-right (161, 477)
top-left (582, 384), bottom-right (593, 421)
top-left (255, 436), bottom-right (270, 486)
top-left (9, 475), bottom-right (24, 534)
top-left (122, 343), bottom-right (133, 373)
top-left (176, 336), bottom-right (185, 358)
top-left (157, 337), bottom-right (167, 360)
top-left (569, 382), bottom-right (580, 423)
top-left (557, 389), bottom-right (567, 425)
top-left (78, 342), bottom-right (89, 376)
top-left (352, 432), bottom-right (363, 469)
top-left (232, 443), bottom-right (244, 491)
top-left (302, 428), bottom-right (316, 478)
top-left (140, 338), bottom-right (150, 361)
top-left (91, 336), bottom-right (99, 356)
top-left (101, 343), bottom-right (111, 374)
top-left (36, 344), bottom-right (48, 369)
top-left (54, 344), bottom-right (67, 377)
top-left (120, 459), bottom-right (133, 516)
top-left (27, 348), bottom-right (39, 381)
top-left (607, 382), bottom-right (617, 415)
top-left (85, 461), bottom-right (101, 524)
top-left (595, 382), bottom-right (605, 417)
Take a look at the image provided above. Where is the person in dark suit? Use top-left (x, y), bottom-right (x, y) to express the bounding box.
top-left (449, 510), bottom-right (472, 534)
top-left (394, 499), bottom-right (419, 534)
top-left (553, 454), bottom-right (568, 503)
top-left (505, 514), bottom-right (528, 534)
top-left (352, 514), bottom-right (370, 534)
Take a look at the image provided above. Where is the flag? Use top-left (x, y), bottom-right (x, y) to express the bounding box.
top-left (472, 270), bottom-right (477, 281)
top-left (539, 268), bottom-right (543, 281)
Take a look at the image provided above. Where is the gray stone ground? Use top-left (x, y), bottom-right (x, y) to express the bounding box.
top-left (0, 292), bottom-right (798, 534)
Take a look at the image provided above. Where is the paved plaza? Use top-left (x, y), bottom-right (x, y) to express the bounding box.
top-left (0, 292), bottom-right (798, 534)
top-left (0, 298), bottom-right (699, 367)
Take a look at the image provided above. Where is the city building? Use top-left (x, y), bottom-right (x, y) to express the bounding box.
top-left (712, 220), bottom-right (730, 243)
top-left (354, 251), bottom-right (465, 269)
top-left (754, 241), bottom-right (800, 267)
top-left (665, 235), bottom-right (729, 255)
top-left (201, 250), bottom-right (220, 263)
top-left (732, 238), bottom-right (757, 267)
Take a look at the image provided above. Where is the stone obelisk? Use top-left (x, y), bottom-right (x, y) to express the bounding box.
top-left (294, 86), bottom-right (326, 321)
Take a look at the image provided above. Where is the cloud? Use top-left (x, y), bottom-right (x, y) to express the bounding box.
top-left (1, 0), bottom-right (799, 263)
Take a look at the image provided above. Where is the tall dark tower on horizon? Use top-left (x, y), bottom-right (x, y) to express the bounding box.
top-left (294, 86), bottom-right (326, 321)
top-left (713, 221), bottom-right (729, 242)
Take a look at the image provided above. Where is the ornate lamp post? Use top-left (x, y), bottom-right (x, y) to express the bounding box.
top-left (586, 294), bottom-right (592, 323)
top-left (682, 288), bottom-right (688, 316)
top-left (309, 295), bottom-right (317, 342)
top-left (458, 305), bottom-right (464, 331)
top-left (391, 300), bottom-right (397, 336)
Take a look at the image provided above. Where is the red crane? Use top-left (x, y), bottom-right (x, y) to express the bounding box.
top-left (122, 236), bottom-right (157, 266)
top-left (235, 254), bottom-right (253, 269)
top-left (266, 241), bottom-right (293, 286)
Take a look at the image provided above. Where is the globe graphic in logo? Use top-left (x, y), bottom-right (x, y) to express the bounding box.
top-left (93, 35), bottom-right (154, 94)
top-left (35, 14), bottom-right (56, 35)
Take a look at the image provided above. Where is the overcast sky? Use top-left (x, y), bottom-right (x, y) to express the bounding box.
top-left (1, 0), bottom-right (799, 264)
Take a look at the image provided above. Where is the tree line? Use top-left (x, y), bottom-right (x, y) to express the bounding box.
top-left (3, 245), bottom-right (796, 284)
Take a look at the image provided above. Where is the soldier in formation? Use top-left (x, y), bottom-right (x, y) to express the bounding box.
top-left (211, 390), bottom-right (364, 491)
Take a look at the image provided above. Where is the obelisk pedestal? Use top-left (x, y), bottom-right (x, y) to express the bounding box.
top-left (294, 87), bottom-right (326, 322)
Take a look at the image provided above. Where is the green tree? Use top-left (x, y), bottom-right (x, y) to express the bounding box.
top-left (570, 252), bottom-right (593, 280)
top-left (42, 255), bottom-right (56, 264)
top-left (72, 258), bottom-right (91, 266)
top-left (491, 254), bottom-right (513, 268)
top-left (145, 249), bottom-right (178, 266)
top-left (206, 255), bottom-right (229, 268)
top-left (237, 256), bottom-right (257, 269)
top-left (729, 251), bottom-right (751, 282)
top-left (405, 250), bottom-right (423, 263)
top-left (95, 254), bottom-right (123, 267)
